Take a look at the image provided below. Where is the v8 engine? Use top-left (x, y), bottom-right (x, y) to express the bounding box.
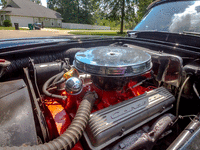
top-left (1, 45), bottom-right (186, 150)
top-left (36, 46), bottom-right (176, 150)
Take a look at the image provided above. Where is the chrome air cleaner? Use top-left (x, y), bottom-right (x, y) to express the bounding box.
top-left (73, 46), bottom-right (152, 77)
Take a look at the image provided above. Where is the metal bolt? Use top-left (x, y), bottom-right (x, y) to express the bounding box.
top-left (119, 127), bottom-right (125, 136)
top-left (121, 127), bottom-right (125, 132)
top-left (119, 143), bottom-right (126, 149)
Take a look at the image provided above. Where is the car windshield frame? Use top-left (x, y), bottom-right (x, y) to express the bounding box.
top-left (133, 1), bottom-right (200, 34)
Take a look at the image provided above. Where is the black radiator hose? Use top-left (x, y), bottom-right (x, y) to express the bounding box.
top-left (1, 92), bottom-right (97, 150)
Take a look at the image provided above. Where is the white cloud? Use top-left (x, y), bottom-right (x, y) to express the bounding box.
top-left (169, 1), bottom-right (200, 33)
top-left (41, 0), bottom-right (47, 7)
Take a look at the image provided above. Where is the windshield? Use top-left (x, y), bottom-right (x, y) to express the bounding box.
top-left (134, 1), bottom-right (200, 33)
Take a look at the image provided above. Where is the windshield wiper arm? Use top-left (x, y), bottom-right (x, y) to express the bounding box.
top-left (183, 31), bottom-right (200, 37)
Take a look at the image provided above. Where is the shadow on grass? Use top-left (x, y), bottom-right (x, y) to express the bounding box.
top-left (69, 31), bottom-right (127, 36)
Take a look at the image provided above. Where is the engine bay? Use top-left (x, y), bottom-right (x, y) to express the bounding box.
top-left (42, 46), bottom-right (176, 149)
top-left (0, 38), bottom-right (200, 150)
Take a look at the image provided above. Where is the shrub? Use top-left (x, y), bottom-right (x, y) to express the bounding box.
top-left (3, 19), bottom-right (12, 27)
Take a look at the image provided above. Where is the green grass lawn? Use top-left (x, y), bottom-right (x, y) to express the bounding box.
top-left (68, 30), bottom-right (127, 36)
top-left (0, 26), bottom-right (127, 36)
top-left (45, 27), bottom-right (70, 30)
top-left (0, 27), bottom-right (29, 30)
top-left (45, 27), bottom-right (97, 30)
top-left (45, 27), bottom-right (128, 36)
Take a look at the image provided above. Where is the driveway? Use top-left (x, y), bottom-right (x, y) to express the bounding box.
top-left (0, 28), bottom-right (70, 39)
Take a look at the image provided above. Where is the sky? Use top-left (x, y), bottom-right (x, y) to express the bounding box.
top-left (0, 0), bottom-right (47, 9)
top-left (41, 0), bottom-right (47, 7)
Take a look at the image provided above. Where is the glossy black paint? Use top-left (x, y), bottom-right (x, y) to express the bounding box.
top-left (184, 59), bottom-right (200, 76)
top-left (147, 0), bottom-right (196, 11)
top-left (128, 31), bottom-right (200, 50)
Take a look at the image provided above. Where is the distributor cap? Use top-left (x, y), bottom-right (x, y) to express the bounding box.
top-left (73, 46), bottom-right (152, 77)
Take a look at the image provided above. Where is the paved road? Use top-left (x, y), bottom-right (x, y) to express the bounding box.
top-left (0, 29), bottom-right (70, 39)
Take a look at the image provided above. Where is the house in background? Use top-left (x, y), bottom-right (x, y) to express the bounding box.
top-left (0, 0), bottom-right (62, 27)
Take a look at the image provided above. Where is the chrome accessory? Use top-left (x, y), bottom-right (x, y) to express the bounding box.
top-left (73, 46), bottom-right (152, 77)
top-left (65, 77), bottom-right (83, 95)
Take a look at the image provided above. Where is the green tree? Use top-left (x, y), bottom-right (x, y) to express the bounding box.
top-left (102, 0), bottom-right (137, 33)
top-left (3, 19), bottom-right (12, 27)
top-left (0, 0), bottom-right (7, 8)
top-left (46, 0), bottom-right (156, 30)
top-left (30, 0), bottom-right (41, 5)
top-left (47, 0), bottom-right (56, 10)
top-left (136, 0), bottom-right (156, 22)
top-left (47, 0), bottom-right (99, 24)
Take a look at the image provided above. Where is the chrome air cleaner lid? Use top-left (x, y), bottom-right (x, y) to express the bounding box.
top-left (73, 46), bottom-right (152, 77)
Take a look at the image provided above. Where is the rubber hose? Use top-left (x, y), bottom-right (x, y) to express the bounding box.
top-left (2, 47), bottom-right (83, 80)
top-left (2, 52), bottom-right (64, 80)
top-left (193, 83), bottom-right (200, 99)
top-left (49, 78), bottom-right (66, 88)
top-left (42, 71), bottom-right (67, 99)
top-left (1, 92), bottom-right (97, 150)
top-left (50, 70), bottom-right (66, 88)
top-left (52, 70), bottom-right (65, 85)
top-left (176, 76), bottom-right (190, 118)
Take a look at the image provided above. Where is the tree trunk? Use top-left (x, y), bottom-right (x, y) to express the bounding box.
top-left (120, 0), bottom-right (125, 34)
top-left (77, 0), bottom-right (79, 23)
